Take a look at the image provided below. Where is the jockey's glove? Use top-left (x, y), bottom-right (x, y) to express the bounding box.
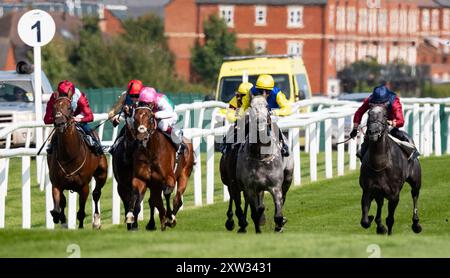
top-left (350, 128), bottom-right (358, 138)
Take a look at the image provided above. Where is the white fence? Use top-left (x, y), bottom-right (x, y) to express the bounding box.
top-left (1, 98), bottom-right (450, 229)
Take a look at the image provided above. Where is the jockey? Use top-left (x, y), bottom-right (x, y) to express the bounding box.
top-left (250, 74), bottom-right (292, 156)
top-left (221, 82), bottom-right (253, 154)
top-left (44, 80), bottom-right (103, 155)
top-left (107, 79), bottom-right (143, 154)
top-left (138, 87), bottom-right (185, 155)
top-left (350, 82), bottom-right (419, 160)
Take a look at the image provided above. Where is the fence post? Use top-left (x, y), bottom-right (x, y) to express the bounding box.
top-left (434, 104), bottom-right (442, 156)
top-left (337, 117), bottom-right (345, 176)
top-left (45, 163), bottom-right (54, 229)
top-left (184, 110), bottom-right (191, 129)
top-left (309, 123), bottom-right (317, 182)
top-left (413, 104), bottom-right (420, 153)
top-left (138, 200), bottom-right (144, 221)
top-left (292, 127), bottom-right (301, 185)
top-left (68, 191), bottom-right (77, 229)
top-left (206, 134), bottom-right (215, 204)
top-left (112, 176), bottom-right (120, 225)
top-left (304, 126), bottom-right (310, 153)
top-left (423, 104), bottom-right (431, 157)
top-left (193, 136), bottom-right (202, 206)
top-left (22, 156), bottom-right (31, 229)
top-left (324, 119), bottom-right (333, 178)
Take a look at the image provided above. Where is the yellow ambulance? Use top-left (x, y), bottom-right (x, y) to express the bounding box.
top-left (215, 54), bottom-right (312, 104)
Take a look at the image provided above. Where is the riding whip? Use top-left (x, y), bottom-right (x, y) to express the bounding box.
top-left (37, 128), bottom-right (55, 155)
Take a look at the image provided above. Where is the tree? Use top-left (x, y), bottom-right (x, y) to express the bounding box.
top-left (191, 15), bottom-right (242, 86)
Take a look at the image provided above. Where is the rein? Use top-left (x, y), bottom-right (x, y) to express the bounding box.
top-left (55, 127), bottom-right (88, 178)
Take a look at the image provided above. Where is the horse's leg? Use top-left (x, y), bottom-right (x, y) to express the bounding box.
top-left (408, 177), bottom-right (422, 233)
top-left (59, 192), bottom-right (67, 227)
top-left (234, 189), bottom-right (248, 233)
top-left (374, 194), bottom-right (387, 235)
top-left (247, 190), bottom-right (261, 234)
top-left (173, 174), bottom-right (189, 216)
top-left (360, 190), bottom-right (374, 229)
top-left (127, 178), bottom-right (145, 229)
top-left (163, 176), bottom-right (176, 227)
top-left (146, 190), bottom-right (157, 231)
top-left (50, 186), bottom-right (62, 224)
top-left (225, 192), bottom-right (235, 231)
top-left (92, 156), bottom-right (108, 229)
top-left (155, 189), bottom-right (168, 231)
top-left (268, 186), bottom-right (285, 233)
top-left (258, 191), bottom-right (266, 226)
top-left (77, 185), bottom-right (89, 229)
top-left (386, 195), bottom-right (399, 235)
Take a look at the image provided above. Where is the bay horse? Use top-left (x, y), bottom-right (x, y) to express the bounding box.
top-left (125, 103), bottom-right (194, 231)
top-left (236, 95), bottom-right (294, 233)
top-left (360, 104), bottom-right (422, 235)
top-left (47, 96), bottom-right (108, 229)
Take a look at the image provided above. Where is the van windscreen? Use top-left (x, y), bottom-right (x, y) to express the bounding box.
top-left (219, 74), bottom-right (290, 102)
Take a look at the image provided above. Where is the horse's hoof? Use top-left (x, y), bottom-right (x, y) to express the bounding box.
top-left (165, 214), bottom-right (176, 228)
top-left (125, 212), bottom-right (135, 224)
top-left (60, 223), bottom-right (68, 229)
top-left (361, 217), bottom-right (373, 229)
top-left (92, 214), bottom-right (101, 230)
top-left (50, 210), bottom-right (60, 224)
top-left (368, 215), bottom-right (374, 224)
top-left (259, 214), bottom-right (266, 226)
top-left (237, 228), bottom-right (247, 233)
top-left (412, 223), bottom-right (422, 234)
top-left (275, 227), bottom-right (284, 233)
top-left (146, 222), bottom-right (157, 231)
top-left (282, 217), bottom-right (288, 226)
top-left (255, 229), bottom-right (262, 234)
top-left (376, 225), bottom-right (387, 235)
top-left (126, 223), bottom-right (132, 231)
top-left (225, 220), bottom-right (235, 231)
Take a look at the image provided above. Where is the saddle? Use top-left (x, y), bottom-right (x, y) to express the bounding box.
top-left (388, 134), bottom-right (419, 160)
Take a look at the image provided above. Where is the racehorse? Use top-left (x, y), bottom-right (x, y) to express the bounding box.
top-left (220, 121), bottom-right (249, 232)
top-left (111, 112), bottom-right (140, 230)
top-left (236, 95), bottom-right (294, 233)
top-left (125, 103), bottom-right (194, 230)
top-left (359, 105), bottom-right (422, 235)
top-left (47, 96), bottom-right (108, 229)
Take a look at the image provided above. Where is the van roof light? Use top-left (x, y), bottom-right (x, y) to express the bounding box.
top-left (223, 54), bottom-right (299, 61)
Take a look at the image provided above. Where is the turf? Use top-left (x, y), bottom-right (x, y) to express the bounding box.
top-left (0, 153), bottom-right (449, 258)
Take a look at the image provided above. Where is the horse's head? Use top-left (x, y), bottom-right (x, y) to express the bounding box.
top-left (250, 95), bottom-right (271, 133)
top-left (367, 104), bottom-right (388, 142)
top-left (53, 96), bottom-right (74, 133)
top-left (133, 102), bottom-right (156, 146)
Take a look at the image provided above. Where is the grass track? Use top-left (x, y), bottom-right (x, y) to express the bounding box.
top-left (0, 153), bottom-right (449, 258)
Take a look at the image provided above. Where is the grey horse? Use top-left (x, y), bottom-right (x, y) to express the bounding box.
top-left (360, 104), bottom-right (422, 235)
top-left (236, 95), bottom-right (294, 233)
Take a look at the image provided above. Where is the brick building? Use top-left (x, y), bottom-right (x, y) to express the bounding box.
top-left (165, 0), bottom-right (450, 94)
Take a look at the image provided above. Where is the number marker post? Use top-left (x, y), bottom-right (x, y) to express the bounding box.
top-left (18, 10), bottom-right (55, 183)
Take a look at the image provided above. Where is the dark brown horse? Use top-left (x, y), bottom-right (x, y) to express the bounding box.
top-left (111, 114), bottom-right (139, 230)
top-left (125, 104), bottom-right (194, 231)
top-left (47, 96), bottom-right (108, 229)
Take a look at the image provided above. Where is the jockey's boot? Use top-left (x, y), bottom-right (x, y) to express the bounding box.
top-left (357, 139), bottom-right (368, 161)
top-left (278, 129), bottom-right (290, 157)
top-left (166, 127), bottom-right (186, 158)
top-left (109, 126), bottom-right (126, 155)
top-left (86, 134), bottom-right (104, 156)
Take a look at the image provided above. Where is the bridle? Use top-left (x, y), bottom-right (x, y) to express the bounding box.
top-left (134, 105), bottom-right (157, 145)
top-left (367, 105), bottom-right (388, 141)
top-left (53, 96), bottom-right (74, 131)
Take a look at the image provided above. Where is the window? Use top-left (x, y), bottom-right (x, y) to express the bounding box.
top-left (336, 6), bottom-right (346, 31)
top-left (378, 9), bottom-right (387, 34)
top-left (399, 10), bottom-right (408, 34)
top-left (346, 7), bottom-right (356, 31)
top-left (408, 9), bottom-right (418, 33)
top-left (287, 6), bottom-right (304, 28)
top-left (432, 9), bottom-right (439, 31)
top-left (408, 46), bottom-right (417, 65)
top-left (358, 43), bottom-right (367, 60)
top-left (422, 9), bottom-right (430, 31)
top-left (329, 5), bottom-right (335, 28)
top-left (255, 5), bottom-right (266, 26)
top-left (253, 40), bottom-right (266, 54)
top-left (377, 44), bottom-right (387, 64)
top-left (368, 44), bottom-right (378, 60)
top-left (328, 42), bottom-right (336, 65)
top-left (346, 42), bottom-right (356, 63)
top-left (295, 74), bottom-right (310, 100)
top-left (390, 9), bottom-right (399, 34)
top-left (368, 9), bottom-right (377, 34)
top-left (358, 8), bottom-right (367, 33)
top-left (287, 41), bottom-right (303, 56)
top-left (219, 74), bottom-right (291, 102)
top-left (219, 5), bottom-right (234, 27)
top-left (389, 45), bottom-right (399, 62)
top-left (444, 9), bottom-right (450, 31)
top-left (336, 42), bottom-right (346, 70)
